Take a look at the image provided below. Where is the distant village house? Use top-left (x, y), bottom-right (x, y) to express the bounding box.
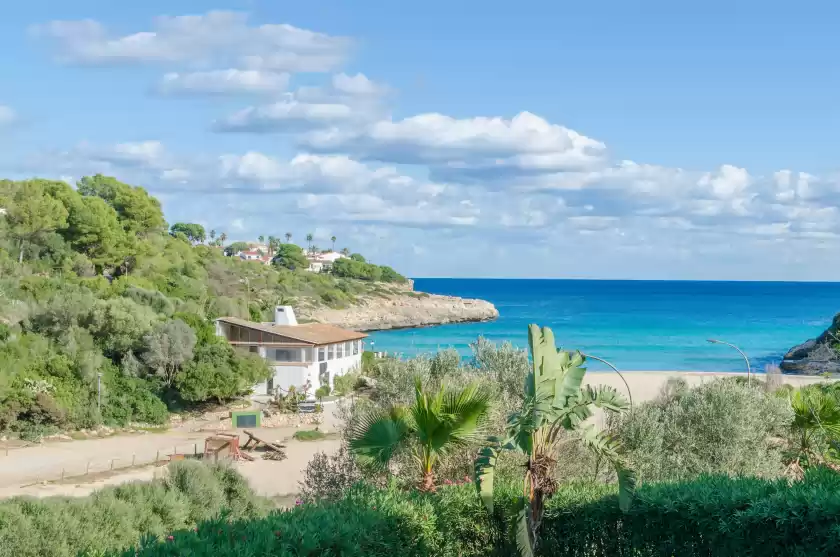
top-left (214, 306), bottom-right (366, 396)
top-left (306, 250), bottom-right (346, 273)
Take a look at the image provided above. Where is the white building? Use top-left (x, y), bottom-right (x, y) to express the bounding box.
top-left (214, 306), bottom-right (367, 396)
top-left (237, 249), bottom-right (272, 265)
top-left (306, 251), bottom-right (347, 273)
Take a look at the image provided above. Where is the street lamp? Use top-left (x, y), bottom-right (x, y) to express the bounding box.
top-left (97, 372), bottom-right (103, 414)
top-left (707, 339), bottom-right (751, 386)
top-left (582, 353), bottom-right (633, 408)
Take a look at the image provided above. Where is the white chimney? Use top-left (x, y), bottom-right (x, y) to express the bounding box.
top-left (274, 306), bottom-right (297, 326)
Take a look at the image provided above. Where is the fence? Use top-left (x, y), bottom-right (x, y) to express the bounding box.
top-left (12, 442), bottom-right (207, 488)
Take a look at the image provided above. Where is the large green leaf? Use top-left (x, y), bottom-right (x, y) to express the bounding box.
top-left (514, 497), bottom-right (534, 557)
top-left (474, 444), bottom-right (498, 513)
top-left (616, 465), bottom-right (637, 512)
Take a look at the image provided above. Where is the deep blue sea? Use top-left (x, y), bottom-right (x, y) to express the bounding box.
top-left (368, 279), bottom-right (840, 372)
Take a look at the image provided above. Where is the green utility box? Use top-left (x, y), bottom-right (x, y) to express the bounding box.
top-left (230, 409), bottom-right (262, 428)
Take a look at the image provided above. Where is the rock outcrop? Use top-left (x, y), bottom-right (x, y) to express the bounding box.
top-left (300, 290), bottom-right (499, 331)
top-left (780, 314), bottom-right (840, 375)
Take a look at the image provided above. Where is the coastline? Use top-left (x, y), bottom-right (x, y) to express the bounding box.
top-left (300, 289), bottom-right (499, 331)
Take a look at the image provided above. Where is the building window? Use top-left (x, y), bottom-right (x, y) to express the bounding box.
top-left (318, 347), bottom-right (325, 361)
top-left (345, 341), bottom-right (352, 356)
top-left (249, 345), bottom-right (259, 354)
top-left (336, 343), bottom-right (343, 358)
top-left (353, 340), bottom-right (359, 355)
top-left (303, 347), bottom-right (313, 362)
top-left (328, 344), bottom-right (334, 360)
top-left (274, 349), bottom-right (302, 363)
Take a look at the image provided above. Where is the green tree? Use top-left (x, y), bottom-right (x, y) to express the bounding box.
top-left (77, 174), bottom-right (166, 236)
top-left (331, 236), bottom-right (337, 251)
top-left (379, 266), bottom-right (407, 283)
top-left (475, 325), bottom-right (635, 557)
top-left (285, 232), bottom-right (292, 243)
top-left (341, 247), bottom-right (350, 257)
top-left (210, 229), bottom-right (216, 241)
top-left (225, 241), bottom-right (249, 255)
top-left (86, 297), bottom-right (159, 359)
top-left (350, 253), bottom-right (366, 262)
top-left (176, 344), bottom-right (270, 403)
top-left (219, 232), bottom-right (227, 244)
top-left (170, 223), bottom-right (206, 244)
top-left (273, 243), bottom-right (309, 271)
top-left (3, 180), bottom-right (69, 262)
top-left (305, 233), bottom-right (313, 251)
top-left (787, 385), bottom-right (840, 470)
top-left (65, 196), bottom-right (129, 269)
top-left (348, 379), bottom-right (491, 491)
top-left (140, 319), bottom-right (196, 387)
top-left (258, 235), bottom-right (265, 244)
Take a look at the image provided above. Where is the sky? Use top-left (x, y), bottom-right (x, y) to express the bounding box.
top-left (1, 0), bottom-right (839, 280)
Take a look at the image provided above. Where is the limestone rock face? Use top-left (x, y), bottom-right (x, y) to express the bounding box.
top-left (299, 289), bottom-right (498, 332)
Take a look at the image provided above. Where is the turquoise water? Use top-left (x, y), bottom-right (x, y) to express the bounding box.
top-left (368, 279), bottom-right (840, 372)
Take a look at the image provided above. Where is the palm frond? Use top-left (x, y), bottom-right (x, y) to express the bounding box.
top-left (347, 407), bottom-right (410, 469)
top-left (581, 384), bottom-right (630, 413)
top-left (442, 381), bottom-right (492, 443)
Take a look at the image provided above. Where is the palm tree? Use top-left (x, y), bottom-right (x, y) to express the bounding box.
top-left (268, 235), bottom-right (278, 255)
top-left (341, 247), bottom-right (350, 257)
top-left (258, 235), bottom-right (265, 245)
top-left (331, 235), bottom-right (337, 251)
top-left (219, 232), bottom-right (227, 244)
top-left (349, 379), bottom-right (491, 491)
top-left (285, 232), bottom-right (292, 243)
top-left (305, 233), bottom-right (314, 251)
top-left (210, 229), bottom-right (216, 241)
top-left (785, 385), bottom-right (840, 476)
top-left (475, 325), bottom-right (635, 557)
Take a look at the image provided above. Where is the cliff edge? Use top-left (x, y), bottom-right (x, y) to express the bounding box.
top-left (299, 288), bottom-right (499, 331)
top-left (780, 314), bottom-right (840, 375)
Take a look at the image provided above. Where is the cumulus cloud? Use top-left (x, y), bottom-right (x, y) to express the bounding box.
top-left (214, 73), bottom-right (388, 132)
top-left (301, 111), bottom-right (607, 177)
top-left (32, 11), bottom-right (351, 72)
top-left (157, 69), bottom-right (290, 95)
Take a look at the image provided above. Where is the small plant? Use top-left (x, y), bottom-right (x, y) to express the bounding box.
top-left (293, 429), bottom-right (328, 442)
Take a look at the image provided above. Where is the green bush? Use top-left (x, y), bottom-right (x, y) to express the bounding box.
top-left (612, 378), bottom-right (794, 481)
top-left (120, 470), bottom-right (840, 557)
top-left (0, 461), bottom-right (266, 557)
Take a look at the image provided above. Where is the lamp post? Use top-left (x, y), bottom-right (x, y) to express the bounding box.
top-left (707, 339), bottom-right (751, 386)
top-left (582, 353), bottom-right (633, 408)
top-left (97, 372), bottom-right (103, 414)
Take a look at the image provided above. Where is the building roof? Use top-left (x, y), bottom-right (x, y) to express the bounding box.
top-left (215, 316), bottom-right (367, 345)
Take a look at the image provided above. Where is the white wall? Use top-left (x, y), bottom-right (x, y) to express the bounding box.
top-left (247, 340), bottom-right (363, 396)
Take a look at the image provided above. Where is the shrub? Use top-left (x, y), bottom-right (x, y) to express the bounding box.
top-left (121, 470), bottom-right (840, 557)
top-left (333, 371), bottom-right (360, 395)
top-left (0, 461), bottom-right (266, 557)
top-left (293, 429), bottom-right (327, 442)
top-left (612, 378), bottom-right (794, 482)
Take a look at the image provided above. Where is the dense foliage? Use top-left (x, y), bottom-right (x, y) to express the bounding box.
top-left (331, 257), bottom-right (407, 283)
top-left (0, 461), bottom-right (267, 557)
top-left (120, 468), bottom-right (840, 557)
top-left (611, 377), bottom-right (794, 481)
top-left (0, 175), bottom-right (408, 438)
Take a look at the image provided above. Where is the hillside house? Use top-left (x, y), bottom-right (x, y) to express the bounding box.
top-left (237, 249), bottom-right (273, 265)
top-left (307, 251), bottom-right (346, 273)
top-left (214, 306), bottom-right (367, 395)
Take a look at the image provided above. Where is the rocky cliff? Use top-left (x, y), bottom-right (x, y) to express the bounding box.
top-left (299, 289), bottom-right (499, 331)
top-left (780, 314), bottom-right (840, 375)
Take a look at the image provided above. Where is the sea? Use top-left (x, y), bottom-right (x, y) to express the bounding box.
top-left (367, 279), bottom-right (840, 372)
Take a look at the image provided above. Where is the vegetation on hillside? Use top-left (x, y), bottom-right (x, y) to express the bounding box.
top-left (0, 175), bottom-right (408, 439)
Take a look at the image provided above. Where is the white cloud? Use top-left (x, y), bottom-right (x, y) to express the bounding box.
top-left (158, 69), bottom-right (289, 95)
top-left (32, 11), bottom-right (351, 72)
top-left (215, 73), bottom-right (388, 132)
top-left (215, 98), bottom-right (357, 133)
top-left (0, 105), bottom-right (16, 126)
top-left (302, 111), bottom-right (607, 177)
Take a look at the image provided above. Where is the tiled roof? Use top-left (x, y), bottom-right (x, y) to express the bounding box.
top-left (216, 316), bottom-right (367, 345)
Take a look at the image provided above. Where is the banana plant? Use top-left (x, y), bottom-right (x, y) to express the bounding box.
top-left (474, 324), bottom-right (636, 557)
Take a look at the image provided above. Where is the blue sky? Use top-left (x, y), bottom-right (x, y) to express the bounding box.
top-left (1, 1), bottom-right (839, 279)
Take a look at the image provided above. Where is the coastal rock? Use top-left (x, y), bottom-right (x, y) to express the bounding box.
top-left (300, 288), bottom-right (499, 331)
top-left (780, 315), bottom-right (840, 375)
